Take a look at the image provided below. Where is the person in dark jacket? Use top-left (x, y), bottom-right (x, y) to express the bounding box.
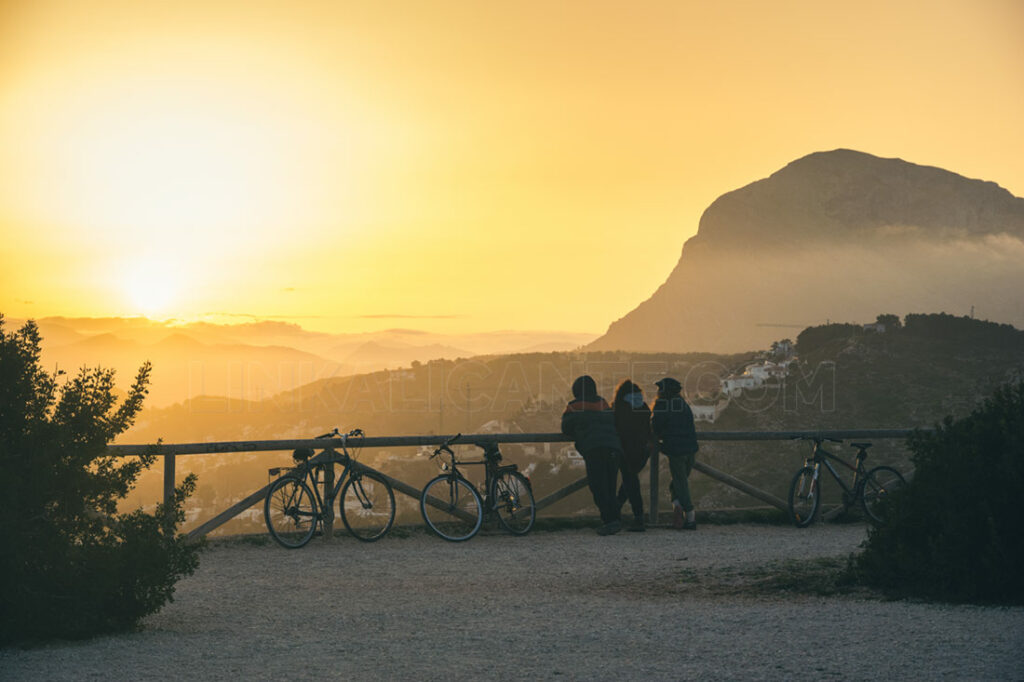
top-left (561, 375), bottom-right (623, 535)
top-left (613, 379), bottom-right (651, 532)
top-left (651, 377), bottom-right (698, 530)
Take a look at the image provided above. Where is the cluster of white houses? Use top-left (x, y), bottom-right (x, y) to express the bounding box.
top-left (692, 345), bottom-right (798, 423)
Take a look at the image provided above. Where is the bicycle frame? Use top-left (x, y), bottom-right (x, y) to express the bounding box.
top-left (436, 442), bottom-right (520, 510)
top-left (806, 441), bottom-right (867, 502)
top-left (271, 437), bottom-right (365, 526)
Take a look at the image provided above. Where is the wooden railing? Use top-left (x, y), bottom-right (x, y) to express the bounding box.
top-left (107, 429), bottom-right (920, 539)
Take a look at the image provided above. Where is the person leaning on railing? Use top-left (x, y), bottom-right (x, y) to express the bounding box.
top-left (613, 379), bottom-right (653, 532)
top-left (652, 377), bottom-right (699, 530)
top-left (561, 375), bottom-right (624, 536)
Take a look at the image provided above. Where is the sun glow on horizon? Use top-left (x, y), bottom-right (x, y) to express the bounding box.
top-left (121, 258), bottom-right (184, 317)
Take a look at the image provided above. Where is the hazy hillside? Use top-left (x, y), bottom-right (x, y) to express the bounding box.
top-left (590, 149), bottom-right (1024, 353)
top-left (40, 330), bottom-right (349, 408)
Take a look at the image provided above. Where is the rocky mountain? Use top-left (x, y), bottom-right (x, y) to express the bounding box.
top-left (590, 149), bottom-right (1024, 352)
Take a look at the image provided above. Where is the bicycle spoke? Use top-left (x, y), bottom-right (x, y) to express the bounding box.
top-left (265, 477), bottom-right (318, 548)
top-left (340, 472), bottom-right (396, 542)
top-left (493, 471), bottom-right (535, 535)
top-left (420, 476), bottom-right (483, 541)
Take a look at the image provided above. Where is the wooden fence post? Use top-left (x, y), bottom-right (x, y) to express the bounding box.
top-left (649, 449), bottom-right (660, 525)
top-left (321, 449), bottom-right (335, 542)
top-left (163, 453), bottom-right (176, 532)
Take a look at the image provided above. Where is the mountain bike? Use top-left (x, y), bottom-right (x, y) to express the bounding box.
top-left (264, 428), bottom-right (396, 548)
top-left (420, 433), bottom-right (536, 542)
top-left (788, 437), bottom-right (906, 528)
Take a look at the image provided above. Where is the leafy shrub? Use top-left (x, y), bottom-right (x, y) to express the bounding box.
top-left (0, 317), bottom-right (201, 644)
top-left (795, 323), bottom-right (862, 355)
top-left (856, 380), bottom-right (1024, 603)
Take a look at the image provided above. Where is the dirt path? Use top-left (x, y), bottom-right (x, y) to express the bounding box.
top-left (3, 524), bottom-right (1023, 680)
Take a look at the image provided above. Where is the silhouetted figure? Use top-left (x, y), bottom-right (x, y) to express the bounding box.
top-left (613, 379), bottom-right (652, 532)
top-left (651, 377), bottom-right (699, 530)
top-left (561, 375), bottom-right (623, 535)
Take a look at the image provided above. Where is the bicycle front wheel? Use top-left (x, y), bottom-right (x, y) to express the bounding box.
top-left (788, 466), bottom-right (820, 528)
top-left (340, 471), bottom-right (396, 542)
top-left (861, 466), bottom-right (907, 526)
top-left (420, 475), bottom-right (483, 542)
top-left (491, 470), bottom-right (535, 535)
top-left (265, 476), bottom-right (318, 548)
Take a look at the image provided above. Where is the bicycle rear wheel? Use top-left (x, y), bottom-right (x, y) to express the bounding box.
top-left (861, 466), bottom-right (907, 526)
top-left (788, 466), bottom-right (820, 528)
top-left (491, 470), bottom-right (535, 535)
top-left (340, 471), bottom-right (396, 542)
top-left (265, 476), bottom-right (318, 548)
top-left (420, 475), bottom-right (483, 542)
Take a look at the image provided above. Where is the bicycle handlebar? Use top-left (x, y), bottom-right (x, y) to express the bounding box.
top-left (431, 433), bottom-right (462, 459)
top-left (314, 427), bottom-right (363, 440)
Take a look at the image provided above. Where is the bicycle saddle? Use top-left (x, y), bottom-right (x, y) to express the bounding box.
top-left (850, 442), bottom-right (873, 450)
top-left (292, 447), bottom-right (314, 462)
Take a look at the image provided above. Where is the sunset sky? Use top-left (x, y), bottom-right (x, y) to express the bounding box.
top-left (2, 0), bottom-right (1022, 335)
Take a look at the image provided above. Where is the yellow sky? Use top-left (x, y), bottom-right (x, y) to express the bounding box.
top-left (2, 0), bottom-right (1022, 334)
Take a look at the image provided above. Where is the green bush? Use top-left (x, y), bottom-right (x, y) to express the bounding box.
top-left (795, 322), bottom-right (862, 355)
top-left (856, 380), bottom-right (1024, 603)
top-left (0, 317), bottom-right (201, 644)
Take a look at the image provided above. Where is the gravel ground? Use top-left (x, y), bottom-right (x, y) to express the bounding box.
top-left (3, 523), bottom-right (1023, 681)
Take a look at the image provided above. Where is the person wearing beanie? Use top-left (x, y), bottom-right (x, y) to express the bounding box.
top-left (651, 377), bottom-right (699, 530)
top-left (560, 375), bottom-right (624, 535)
top-left (612, 379), bottom-right (652, 532)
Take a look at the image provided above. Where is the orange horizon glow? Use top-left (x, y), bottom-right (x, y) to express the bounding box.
top-left (2, 0), bottom-right (1023, 335)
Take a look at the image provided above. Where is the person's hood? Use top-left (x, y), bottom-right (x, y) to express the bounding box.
top-left (572, 375), bottom-right (599, 401)
top-left (655, 377), bottom-right (682, 395)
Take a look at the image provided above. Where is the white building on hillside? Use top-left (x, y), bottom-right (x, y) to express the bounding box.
top-left (721, 373), bottom-right (761, 396)
top-left (691, 399), bottom-right (730, 423)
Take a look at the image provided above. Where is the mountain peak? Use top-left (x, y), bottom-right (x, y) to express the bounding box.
top-left (685, 149), bottom-right (1024, 252)
top-left (590, 150), bottom-right (1024, 353)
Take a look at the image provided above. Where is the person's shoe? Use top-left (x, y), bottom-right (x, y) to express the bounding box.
top-left (672, 505), bottom-right (684, 530)
top-left (682, 520), bottom-right (697, 531)
top-left (627, 517), bottom-right (646, 532)
top-left (596, 520), bottom-right (622, 536)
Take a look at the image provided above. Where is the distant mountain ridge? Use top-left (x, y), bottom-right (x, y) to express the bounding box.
top-left (9, 316), bottom-right (596, 406)
top-left (590, 149), bottom-right (1024, 353)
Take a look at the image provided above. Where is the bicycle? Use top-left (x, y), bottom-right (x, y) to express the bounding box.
top-left (419, 433), bottom-right (536, 542)
top-left (264, 428), bottom-right (396, 548)
top-left (788, 437), bottom-right (906, 528)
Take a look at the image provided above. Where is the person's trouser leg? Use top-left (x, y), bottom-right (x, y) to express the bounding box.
top-left (667, 452), bottom-right (695, 513)
top-left (583, 449), bottom-right (617, 523)
top-left (619, 464), bottom-right (643, 519)
top-left (605, 451), bottom-right (621, 522)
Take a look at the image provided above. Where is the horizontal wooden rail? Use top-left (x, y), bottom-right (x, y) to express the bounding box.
top-left (107, 429), bottom-right (922, 457)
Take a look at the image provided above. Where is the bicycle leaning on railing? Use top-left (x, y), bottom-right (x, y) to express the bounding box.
top-left (787, 436), bottom-right (906, 528)
top-left (264, 428), bottom-right (396, 548)
top-left (419, 433), bottom-right (536, 542)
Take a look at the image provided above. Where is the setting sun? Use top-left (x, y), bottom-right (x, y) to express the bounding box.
top-left (122, 258), bottom-right (183, 317)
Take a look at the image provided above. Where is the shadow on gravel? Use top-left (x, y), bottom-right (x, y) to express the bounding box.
top-left (674, 556), bottom-right (885, 600)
